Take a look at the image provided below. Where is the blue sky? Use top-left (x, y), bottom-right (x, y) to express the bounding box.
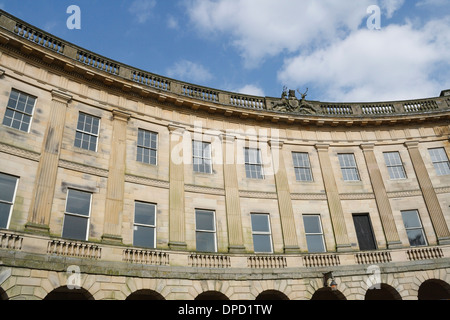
top-left (1, 0), bottom-right (450, 102)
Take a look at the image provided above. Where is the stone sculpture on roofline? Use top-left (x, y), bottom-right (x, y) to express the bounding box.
top-left (272, 86), bottom-right (321, 115)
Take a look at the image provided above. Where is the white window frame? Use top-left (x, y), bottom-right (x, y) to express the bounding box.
top-left (244, 148), bottom-right (264, 180)
top-left (383, 151), bottom-right (407, 180)
top-left (62, 189), bottom-right (92, 241)
top-left (2, 89), bottom-right (36, 133)
top-left (401, 210), bottom-right (428, 247)
top-left (74, 112), bottom-right (100, 152)
top-left (0, 173), bottom-right (19, 230)
top-left (133, 201), bottom-right (157, 249)
top-left (303, 214), bottom-right (326, 253)
top-left (193, 141), bottom-right (213, 174)
top-left (137, 129), bottom-right (158, 166)
top-left (292, 152), bottom-right (313, 182)
top-left (428, 148), bottom-right (450, 176)
top-left (338, 153), bottom-right (361, 181)
top-left (251, 213), bottom-right (273, 254)
top-left (195, 209), bottom-right (217, 253)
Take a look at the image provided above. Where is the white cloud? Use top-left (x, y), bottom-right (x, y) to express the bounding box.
top-left (278, 18), bottom-right (450, 102)
top-left (185, 0), bottom-right (450, 101)
top-left (166, 60), bottom-right (214, 84)
top-left (380, 0), bottom-right (405, 18)
top-left (167, 15), bottom-right (179, 30)
top-left (186, 0), bottom-right (374, 68)
top-left (416, 0), bottom-right (449, 6)
top-left (236, 84), bottom-right (265, 97)
top-left (129, 0), bottom-right (157, 24)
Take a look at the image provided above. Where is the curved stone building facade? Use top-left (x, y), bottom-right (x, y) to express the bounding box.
top-left (0, 10), bottom-right (449, 300)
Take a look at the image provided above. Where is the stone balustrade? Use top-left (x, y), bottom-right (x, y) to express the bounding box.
top-left (0, 9), bottom-right (448, 120)
top-left (2, 231), bottom-right (447, 271)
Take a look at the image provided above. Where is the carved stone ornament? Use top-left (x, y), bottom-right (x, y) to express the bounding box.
top-left (272, 87), bottom-right (320, 115)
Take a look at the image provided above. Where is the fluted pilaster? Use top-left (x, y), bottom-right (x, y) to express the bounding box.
top-left (315, 144), bottom-right (352, 252)
top-left (269, 140), bottom-right (300, 253)
top-left (102, 110), bottom-right (131, 244)
top-left (26, 90), bottom-right (72, 233)
top-left (405, 141), bottom-right (450, 245)
top-left (360, 144), bottom-right (402, 249)
top-left (168, 124), bottom-right (187, 251)
top-left (221, 134), bottom-right (245, 253)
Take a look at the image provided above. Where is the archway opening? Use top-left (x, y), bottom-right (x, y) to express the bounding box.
top-left (44, 286), bottom-right (94, 300)
top-left (365, 284), bottom-right (402, 300)
top-left (418, 279), bottom-right (450, 300)
top-left (126, 289), bottom-right (165, 300)
top-left (311, 287), bottom-right (346, 300)
top-left (0, 288), bottom-right (8, 300)
top-left (256, 290), bottom-right (289, 300)
top-left (195, 291), bottom-right (229, 300)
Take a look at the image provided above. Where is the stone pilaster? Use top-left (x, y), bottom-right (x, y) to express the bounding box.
top-left (405, 141), bottom-right (450, 245)
top-left (315, 144), bottom-right (352, 252)
top-left (269, 140), bottom-right (300, 253)
top-left (26, 90), bottom-right (72, 233)
top-left (360, 144), bottom-right (402, 249)
top-left (221, 134), bottom-right (245, 253)
top-left (168, 124), bottom-right (187, 251)
top-left (102, 110), bottom-right (131, 244)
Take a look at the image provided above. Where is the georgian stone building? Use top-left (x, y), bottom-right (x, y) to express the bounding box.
top-left (0, 10), bottom-right (449, 300)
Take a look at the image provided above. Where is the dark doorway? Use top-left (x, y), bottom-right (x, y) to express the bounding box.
top-left (311, 288), bottom-right (346, 300)
top-left (365, 284), bottom-right (402, 300)
top-left (418, 279), bottom-right (450, 300)
top-left (127, 289), bottom-right (165, 300)
top-left (44, 286), bottom-right (94, 300)
top-left (256, 290), bottom-right (289, 300)
top-left (195, 291), bottom-right (229, 300)
top-left (353, 214), bottom-right (377, 251)
top-left (0, 288), bottom-right (7, 300)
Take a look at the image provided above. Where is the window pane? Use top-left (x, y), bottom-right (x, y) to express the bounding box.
top-left (303, 216), bottom-right (321, 234)
top-left (253, 234), bottom-right (272, 253)
top-left (137, 129), bottom-right (144, 146)
top-left (196, 232), bottom-right (216, 252)
top-left (0, 173), bottom-right (18, 202)
top-left (62, 214), bottom-right (88, 241)
top-left (66, 190), bottom-right (91, 216)
top-left (135, 202), bottom-right (155, 226)
top-left (251, 214), bottom-right (270, 232)
top-left (429, 148), bottom-right (445, 162)
top-left (0, 202), bottom-right (11, 229)
top-left (196, 210), bottom-right (215, 231)
top-left (401, 210), bottom-right (421, 229)
top-left (133, 226), bottom-right (155, 249)
top-left (406, 229), bottom-right (427, 247)
top-left (306, 235), bottom-right (326, 253)
top-left (434, 162), bottom-right (450, 176)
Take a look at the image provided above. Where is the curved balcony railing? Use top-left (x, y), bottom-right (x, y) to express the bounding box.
top-left (0, 9), bottom-right (449, 119)
top-left (1, 230), bottom-right (449, 272)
